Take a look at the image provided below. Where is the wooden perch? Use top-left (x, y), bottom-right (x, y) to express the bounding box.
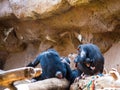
top-left (0, 67), bottom-right (42, 90)
top-left (14, 78), bottom-right (70, 90)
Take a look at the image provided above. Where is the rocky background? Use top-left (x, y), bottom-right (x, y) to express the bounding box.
top-left (0, 0), bottom-right (120, 74)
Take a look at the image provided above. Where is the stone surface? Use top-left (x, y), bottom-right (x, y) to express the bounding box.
top-left (0, 0), bottom-right (93, 20)
top-left (9, 0), bottom-right (71, 20)
top-left (104, 42), bottom-right (120, 72)
top-left (67, 0), bottom-right (90, 6)
top-left (0, 0), bottom-right (12, 19)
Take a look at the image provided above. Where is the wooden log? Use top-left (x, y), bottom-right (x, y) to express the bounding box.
top-left (0, 67), bottom-right (42, 89)
top-left (28, 78), bottom-right (70, 90)
top-left (5, 78), bottom-right (70, 90)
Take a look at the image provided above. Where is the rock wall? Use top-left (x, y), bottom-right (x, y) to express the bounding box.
top-left (104, 42), bottom-right (120, 72)
top-left (0, 0), bottom-right (120, 72)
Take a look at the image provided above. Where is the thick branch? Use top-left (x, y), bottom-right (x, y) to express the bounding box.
top-left (15, 78), bottom-right (70, 90)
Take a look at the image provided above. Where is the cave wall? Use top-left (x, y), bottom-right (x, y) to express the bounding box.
top-left (0, 0), bottom-right (120, 72)
top-left (104, 42), bottom-right (120, 72)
